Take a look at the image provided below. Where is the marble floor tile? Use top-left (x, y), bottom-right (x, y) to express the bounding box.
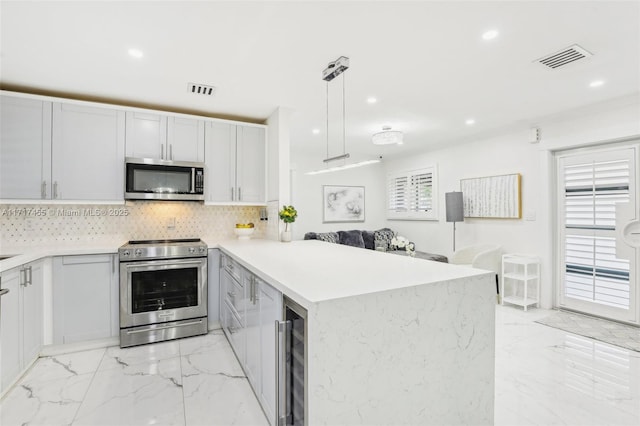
top-left (0, 372), bottom-right (94, 426)
top-left (97, 339), bottom-right (181, 371)
top-left (73, 356), bottom-right (185, 426)
top-left (1, 307), bottom-right (639, 426)
top-left (182, 370), bottom-right (268, 426)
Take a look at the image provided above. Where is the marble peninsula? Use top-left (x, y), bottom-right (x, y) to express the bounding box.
top-left (219, 239), bottom-right (496, 425)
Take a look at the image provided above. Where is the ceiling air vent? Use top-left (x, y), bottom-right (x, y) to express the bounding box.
top-left (187, 83), bottom-right (216, 96)
top-left (536, 44), bottom-right (593, 69)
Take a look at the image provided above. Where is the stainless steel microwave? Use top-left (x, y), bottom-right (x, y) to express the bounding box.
top-left (125, 157), bottom-right (205, 201)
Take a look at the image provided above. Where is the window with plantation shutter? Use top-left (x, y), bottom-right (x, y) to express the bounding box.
top-left (387, 166), bottom-right (437, 220)
top-left (559, 150), bottom-right (636, 318)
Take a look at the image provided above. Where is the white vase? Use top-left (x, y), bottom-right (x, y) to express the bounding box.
top-left (281, 230), bottom-right (292, 242)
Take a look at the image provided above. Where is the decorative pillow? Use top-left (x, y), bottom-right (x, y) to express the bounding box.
top-left (316, 232), bottom-right (339, 244)
top-left (374, 228), bottom-right (396, 251)
top-left (337, 230), bottom-right (365, 248)
top-left (361, 230), bottom-right (375, 250)
top-left (303, 232), bottom-right (318, 240)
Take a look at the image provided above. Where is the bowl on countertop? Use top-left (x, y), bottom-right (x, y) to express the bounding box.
top-left (235, 223), bottom-right (255, 240)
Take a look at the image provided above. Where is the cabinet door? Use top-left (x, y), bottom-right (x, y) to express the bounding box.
top-left (205, 121), bottom-right (236, 202)
top-left (236, 126), bottom-right (266, 203)
top-left (52, 255), bottom-right (116, 344)
top-left (244, 274), bottom-right (260, 390)
top-left (223, 302), bottom-right (245, 366)
top-left (208, 249), bottom-right (221, 330)
top-left (167, 117), bottom-right (205, 162)
top-left (22, 260), bottom-right (43, 365)
top-left (0, 95), bottom-right (52, 199)
top-left (0, 267), bottom-right (21, 393)
top-left (258, 279), bottom-right (282, 425)
top-left (125, 111), bottom-right (167, 159)
top-left (52, 103), bottom-right (125, 200)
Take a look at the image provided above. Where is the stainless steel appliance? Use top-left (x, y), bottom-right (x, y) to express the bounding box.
top-left (119, 238), bottom-right (208, 348)
top-left (276, 296), bottom-right (307, 426)
top-left (125, 157), bottom-right (205, 201)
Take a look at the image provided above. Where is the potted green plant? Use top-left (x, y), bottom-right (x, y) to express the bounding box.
top-left (279, 205), bottom-right (297, 242)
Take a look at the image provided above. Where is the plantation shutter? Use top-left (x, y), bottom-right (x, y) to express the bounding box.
top-left (387, 167), bottom-right (437, 220)
top-left (563, 158), bottom-right (631, 309)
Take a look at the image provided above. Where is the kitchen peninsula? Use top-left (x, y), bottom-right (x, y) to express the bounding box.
top-left (219, 239), bottom-right (496, 425)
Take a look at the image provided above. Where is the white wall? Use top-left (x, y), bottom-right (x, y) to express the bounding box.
top-left (384, 96), bottom-right (640, 308)
top-left (290, 153), bottom-right (387, 240)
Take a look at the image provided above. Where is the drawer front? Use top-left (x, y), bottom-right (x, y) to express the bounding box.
top-left (222, 301), bottom-right (245, 366)
top-left (221, 269), bottom-right (245, 323)
top-left (221, 253), bottom-right (242, 282)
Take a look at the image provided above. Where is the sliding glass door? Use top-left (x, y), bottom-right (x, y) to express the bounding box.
top-left (557, 144), bottom-right (639, 324)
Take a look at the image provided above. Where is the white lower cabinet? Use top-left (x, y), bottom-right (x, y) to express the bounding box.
top-left (219, 253), bottom-right (281, 426)
top-left (52, 254), bottom-right (119, 344)
top-left (207, 249), bottom-right (221, 330)
top-left (0, 260), bottom-right (44, 395)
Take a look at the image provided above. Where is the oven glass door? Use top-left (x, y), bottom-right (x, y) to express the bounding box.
top-left (120, 258), bottom-right (207, 328)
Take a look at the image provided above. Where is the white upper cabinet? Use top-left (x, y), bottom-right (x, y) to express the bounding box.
top-left (52, 103), bottom-right (125, 200)
top-left (168, 116), bottom-right (205, 162)
top-left (125, 112), bottom-right (204, 162)
top-left (125, 112), bottom-right (167, 159)
top-left (205, 121), bottom-right (236, 202)
top-left (0, 96), bottom-right (52, 199)
top-left (237, 126), bottom-right (266, 204)
top-left (205, 121), bottom-right (266, 204)
top-left (0, 95), bottom-right (125, 201)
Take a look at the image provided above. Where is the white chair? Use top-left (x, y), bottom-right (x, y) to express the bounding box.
top-left (450, 244), bottom-right (502, 297)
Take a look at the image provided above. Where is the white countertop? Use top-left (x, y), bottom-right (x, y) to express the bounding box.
top-left (218, 239), bottom-right (492, 309)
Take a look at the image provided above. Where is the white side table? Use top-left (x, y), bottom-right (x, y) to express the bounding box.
top-left (501, 254), bottom-right (540, 311)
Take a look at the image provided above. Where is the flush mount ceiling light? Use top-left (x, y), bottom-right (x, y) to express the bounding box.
top-left (128, 48), bottom-right (144, 58)
top-left (465, 118), bottom-right (476, 125)
top-left (482, 29), bottom-right (499, 40)
top-left (367, 96), bottom-right (377, 104)
top-left (589, 80), bottom-right (605, 88)
top-left (372, 126), bottom-right (403, 145)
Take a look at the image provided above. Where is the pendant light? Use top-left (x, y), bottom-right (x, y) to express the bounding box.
top-left (306, 56), bottom-right (381, 175)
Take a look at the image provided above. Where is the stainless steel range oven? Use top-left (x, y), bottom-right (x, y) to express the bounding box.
top-left (119, 238), bottom-right (208, 348)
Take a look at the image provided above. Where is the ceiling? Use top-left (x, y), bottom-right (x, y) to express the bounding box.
top-left (1, 1), bottom-right (639, 165)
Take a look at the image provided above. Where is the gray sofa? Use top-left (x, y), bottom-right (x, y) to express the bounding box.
top-left (303, 228), bottom-right (448, 263)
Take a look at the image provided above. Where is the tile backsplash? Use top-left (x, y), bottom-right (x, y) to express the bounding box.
top-left (0, 202), bottom-right (269, 248)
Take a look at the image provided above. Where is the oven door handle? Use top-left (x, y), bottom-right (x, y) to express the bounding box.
top-left (121, 258), bottom-right (206, 271)
top-left (126, 319), bottom-right (204, 334)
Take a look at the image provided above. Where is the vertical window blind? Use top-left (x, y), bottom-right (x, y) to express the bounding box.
top-left (563, 158), bottom-right (631, 309)
top-left (387, 167), bottom-right (437, 220)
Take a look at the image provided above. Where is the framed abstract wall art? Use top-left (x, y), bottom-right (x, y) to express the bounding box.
top-left (322, 185), bottom-right (365, 223)
top-left (460, 173), bottom-right (522, 219)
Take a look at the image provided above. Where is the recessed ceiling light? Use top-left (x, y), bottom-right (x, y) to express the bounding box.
top-left (312, 129), bottom-right (320, 135)
top-left (367, 97), bottom-right (377, 104)
top-left (589, 80), bottom-right (605, 88)
top-left (482, 30), bottom-right (499, 40)
top-left (128, 48), bottom-right (144, 58)
top-left (465, 119), bottom-right (476, 125)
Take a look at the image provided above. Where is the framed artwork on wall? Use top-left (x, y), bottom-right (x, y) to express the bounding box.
top-left (460, 173), bottom-right (522, 218)
top-left (323, 185), bottom-right (365, 223)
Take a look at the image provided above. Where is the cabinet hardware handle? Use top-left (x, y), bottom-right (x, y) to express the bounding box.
top-left (53, 181), bottom-right (58, 199)
top-left (161, 144), bottom-right (165, 159)
top-left (20, 268), bottom-right (27, 287)
top-left (231, 187), bottom-right (234, 201)
top-left (26, 266), bottom-right (32, 286)
top-left (41, 181), bottom-right (47, 199)
top-left (169, 144), bottom-right (173, 160)
top-left (0, 288), bottom-right (9, 297)
top-left (238, 187), bottom-right (242, 201)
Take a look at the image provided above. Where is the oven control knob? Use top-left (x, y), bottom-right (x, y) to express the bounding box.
top-left (189, 247), bottom-right (196, 254)
top-left (199, 247), bottom-right (206, 253)
top-left (134, 249), bottom-right (143, 257)
top-left (122, 250), bottom-right (130, 257)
